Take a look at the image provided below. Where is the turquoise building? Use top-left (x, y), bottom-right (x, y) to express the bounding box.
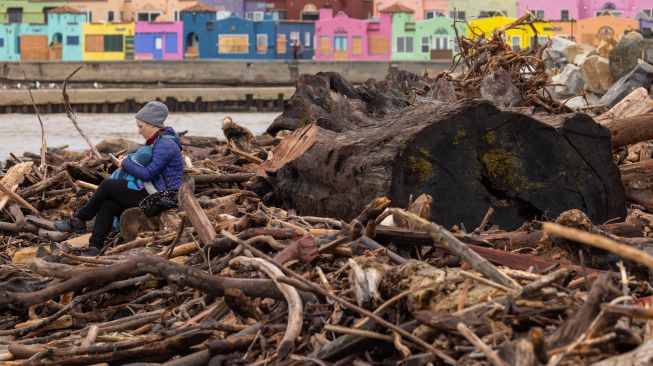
top-left (46, 7), bottom-right (86, 61)
top-left (0, 24), bottom-right (20, 61)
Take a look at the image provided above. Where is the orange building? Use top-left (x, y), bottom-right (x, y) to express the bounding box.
top-left (551, 15), bottom-right (638, 46)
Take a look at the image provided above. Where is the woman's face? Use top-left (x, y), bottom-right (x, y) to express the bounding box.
top-left (136, 120), bottom-right (157, 140)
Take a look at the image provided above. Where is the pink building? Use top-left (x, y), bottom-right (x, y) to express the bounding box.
top-left (314, 8), bottom-right (392, 60)
top-left (134, 22), bottom-right (184, 60)
top-left (519, 0), bottom-right (653, 20)
top-left (373, 0), bottom-right (448, 20)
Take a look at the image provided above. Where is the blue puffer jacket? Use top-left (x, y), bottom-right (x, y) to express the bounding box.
top-left (121, 127), bottom-right (184, 191)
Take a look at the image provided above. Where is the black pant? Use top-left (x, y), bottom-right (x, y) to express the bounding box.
top-left (76, 179), bottom-right (148, 249)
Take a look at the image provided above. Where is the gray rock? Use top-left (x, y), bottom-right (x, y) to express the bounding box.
top-left (479, 69), bottom-right (523, 108)
top-left (431, 78), bottom-right (458, 102)
top-left (580, 55), bottom-right (613, 95)
top-left (567, 43), bottom-right (595, 66)
top-left (563, 93), bottom-right (600, 110)
top-left (599, 63), bottom-right (653, 107)
top-left (551, 64), bottom-right (584, 96)
top-left (609, 31), bottom-right (644, 80)
top-left (644, 40), bottom-right (653, 64)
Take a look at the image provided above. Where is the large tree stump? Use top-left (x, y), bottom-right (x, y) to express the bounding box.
top-left (258, 76), bottom-right (625, 230)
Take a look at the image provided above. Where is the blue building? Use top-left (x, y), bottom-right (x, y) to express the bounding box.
top-left (275, 20), bottom-right (314, 59)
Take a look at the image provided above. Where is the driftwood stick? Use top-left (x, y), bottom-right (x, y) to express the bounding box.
top-left (0, 183), bottom-right (38, 214)
top-left (221, 230), bottom-right (457, 365)
top-left (456, 322), bottom-right (510, 366)
top-left (179, 176), bottom-right (217, 244)
top-left (81, 325), bottom-right (99, 348)
top-left (543, 222), bottom-right (653, 269)
top-left (0, 255), bottom-right (298, 311)
top-left (21, 69), bottom-right (48, 176)
top-left (428, 222), bottom-right (522, 290)
top-left (230, 256), bottom-right (302, 359)
top-left (62, 66), bottom-right (101, 159)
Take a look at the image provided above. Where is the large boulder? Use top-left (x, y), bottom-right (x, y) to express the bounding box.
top-left (580, 55), bottom-right (613, 95)
top-left (609, 31), bottom-right (645, 80)
top-left (599, 63), bottom-right (653, 107)
top-left (568, 43), bottom-right (595, 66)
top-left (95, 138), bottom-right (140, 154)
top-left (479, 69), bottom-right (523, 107)
top-left (552, 64), bottom-right (584, 96)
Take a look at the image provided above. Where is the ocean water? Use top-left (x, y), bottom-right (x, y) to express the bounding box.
top-left (0, 112), bottom-right (278, 163)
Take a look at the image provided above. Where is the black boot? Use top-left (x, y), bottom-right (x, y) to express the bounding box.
top-left (54, 218), bottom-right (87, 234)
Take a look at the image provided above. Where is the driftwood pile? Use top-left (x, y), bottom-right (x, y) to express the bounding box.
top-left (2, 17), bottom-right (653, 366)
top-left (0, 113), bottom-right (652, 366)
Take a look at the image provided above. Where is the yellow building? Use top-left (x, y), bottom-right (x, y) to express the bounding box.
top-left (82, 22), bottom-right (135, 61)
top-left (468, 16), bottom-right (553, 50)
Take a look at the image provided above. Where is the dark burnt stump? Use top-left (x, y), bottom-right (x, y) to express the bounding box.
top-left (260, 74), bottom-right (625, 230)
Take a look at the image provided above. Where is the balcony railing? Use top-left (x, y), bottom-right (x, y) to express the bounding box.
top-left (405, 22), bottom-right (415, 32)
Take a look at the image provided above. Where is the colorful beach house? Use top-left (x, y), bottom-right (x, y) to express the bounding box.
top-left (374, 0), bottom-right (449, 20)
top-left (46, 7), bottom-right (86, 61)
top-left (314, 8), bottom-right (391, 61)
top-left (212, 13), bottom-right (275, 59)
top-left (0, 1), bottom-right (65, 24)
top-left (181, 4), bottom-right (216, 58)
top-left (383, 3), bottom-right (463, 61)
top-left (275, 20), bottom-right (315, 59)
top-left (551, 15), bottom-right (639, 45)
top-left (468, 16), bottom-right (553, 50)
top-left (82, 22), bottom-right (135, 60)
top-left (135, 22), bottom-right (183, 60)
top-left (519, 0), bottom-right (653, 21)
top-left (448, 0), bottom-right (518, 20)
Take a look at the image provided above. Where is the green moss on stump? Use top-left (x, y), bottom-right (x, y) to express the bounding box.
top-left (480, 148), bottom-right (542, 191)
top-left (407, 148), bottom-right (435, 185)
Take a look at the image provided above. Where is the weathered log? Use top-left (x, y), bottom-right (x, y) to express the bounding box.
top-left (596, 87), bottom-right (653, 124)
top-left (260, 91), bottom-right (625, 230)
top-left (179, 176), bottom-right (216, 244)
top-left (602, 113), bottom-right (653, 148)
top-left (222, 116), bottom-right (258, 152)
top-left (0, 255), bottom-right (300, 311)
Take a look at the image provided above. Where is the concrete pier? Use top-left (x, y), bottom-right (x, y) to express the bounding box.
top-left (0, 60), bottom-right (452, 85)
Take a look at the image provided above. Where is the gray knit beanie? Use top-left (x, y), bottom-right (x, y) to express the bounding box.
top-left (136, 101), bottom-right (168, 128)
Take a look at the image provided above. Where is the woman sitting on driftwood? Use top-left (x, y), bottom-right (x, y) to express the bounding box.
top-left (54, 101), bottom-right (185, 256)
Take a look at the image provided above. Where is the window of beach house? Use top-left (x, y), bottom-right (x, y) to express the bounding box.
top-left (277, 34), bottom-right (287, 54)
top-left (352, 36), bottom-right (362, 55)
top-left (219, 34), bottom-right (249, 54)
top-left (425, 10), bottom-right (445, 19)
top-left (561, 10), bottom-right (569, 20)
top-left (320, 36), bottom-right (330, 55)
top-left (0, 38), bottom-right (4, 48)
top-left (433, 28), bottom-right (448, 49)
top-left (511, 35), bottom-right (521, 51)
top-left (334, 36), bottom-right (347, 51)
top-left (530, 9), bottom-right (544, 19)
top-left (108, 11), bottom-right (114, 22)
top-left (368, 36), bottom-right (388, 55)
top-left (104, 35), bottom-right (123, 52)
top-left (257, 34), bottom-right (268, 53)
top-left (246, 11), bottom-right (264, 21)
top-left (421, 36), bottom-right (429, 52)
top-left (529, 36), bottom-right (548, 48)
top-left (69, 35), bottom-right (83, 47)
top-left (290, 32), bottom-right (300, 44)
top-left (137, 12), bottom-right (160, 22)
top-left (304, 32), bottom-right (311, 47)
top-left (644, 10), bottom-right (653, 19)
top-left (449, 10), bottom-right (466, 20)
top-left (85, 35), bottom-right (104, 52)
top-left (396, 36), bottom-right (413, 53)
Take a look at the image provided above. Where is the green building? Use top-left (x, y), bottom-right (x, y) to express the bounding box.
top-left (0, 0), bottom-right (65, 24)
top-left (386, 4), bottom-right (465, 61)
top-left (447, 0), bottom-right (518, 20)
